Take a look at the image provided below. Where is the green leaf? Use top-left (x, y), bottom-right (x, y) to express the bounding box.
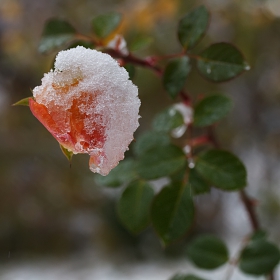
top-left (178, 6), bottom-right (209, 49)
top-left (137, 144), bottom-right (186, 180)
top-left (170, 163), bottom-right (188, 183)
top-left (59, 144), bottom-right (73, 162)
top-left (187, 235), bottom-right (229, 269)
top-left (152, 107), bottom-right (184, 133)
top-left (95, 158), bottom-right (137, 187)
top-left (151, 183), bottom-right (194, 245)
top-left (129, 36), bottom-right (153, 52)
top-left (124, 64), bottom-right (136, 80)
top-left (193, 94), bottom-right (232, 127)
top-left (251, 230), bottom-right (267, 241)
top-left (117, 180), bottom-right (154, 233)
top-left (197, 43), bottom-right (249, 82)
top-left (195, 149), bottom-right (247, 191)
top-left (13, 97), bottom-right (33, 106)
top-left (163, 57), bottom-right (191, 99)
top-left (133, 131), bottom-right (170, 157)
top-left (239, 240), bottom-right (280, 275)
top-left (92, 12), bottom-right (122, 38)
top-left (38, 19), bottom-right (76, 54)
top-left (189, 168), bottom-right (210, 195)
top-left (170, 274), bottom-right (207, 280)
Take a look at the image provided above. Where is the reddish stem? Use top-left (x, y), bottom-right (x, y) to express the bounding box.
top-left (207, 127), bottom-right (261, 229)
top-left (207, 127), bottom-right (274, 280)
top-left (180, 91), bottom-right (192, 106)
top-left (104, 49), bottom-right (163, 75)
top-left (151, 51), bottom-right (186, 62)
top-left (189, 135), bottom-right (210, 147)
top-left (239, 189), bottom-right (259, 231)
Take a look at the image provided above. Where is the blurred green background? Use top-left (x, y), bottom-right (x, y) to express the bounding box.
top-left (1, 0), bottom-right (280, 278)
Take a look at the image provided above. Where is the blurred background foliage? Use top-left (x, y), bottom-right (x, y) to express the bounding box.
top-left (1, 0), bottom-right (280, 271)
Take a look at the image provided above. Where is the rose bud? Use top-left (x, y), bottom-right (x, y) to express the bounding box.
top-left (30, 46), bottom-right (140, 176)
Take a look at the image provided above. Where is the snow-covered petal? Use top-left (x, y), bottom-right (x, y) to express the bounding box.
top-left (30, 46), bottom-right (140, 175)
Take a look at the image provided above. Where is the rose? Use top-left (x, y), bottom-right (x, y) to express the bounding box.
top-left (29, 46), bottom-right (140, 176)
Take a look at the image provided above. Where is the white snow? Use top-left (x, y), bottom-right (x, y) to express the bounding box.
top-left (33, 46), bottom-right (140, 175)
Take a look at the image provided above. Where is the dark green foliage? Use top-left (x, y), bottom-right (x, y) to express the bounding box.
top-left (170, 274), bottom-right (207, 280)
top-left (129, 36), bottom-right (153, 52)
top-left (197, 43), bottom-right (249, 82)
top-left (92, 12), bottom-right (122, 38)
top-left (187, 235), bottom-right (229, 269)
top-left (163, 57), bottom-right (191, 99)
top-left (239, 240), bottom-right (280, 275)
top-left (196, 149), bottom-right (247, 191)
top-left (137, 144), bottom-right (186, 180)
top-left (124, 64), bottom-right (136, 80)
top-left (178, 6), bottom-right (209, 49)
top-left (118, 180), bottom-right (154, 233)
top-left (152, 107), bottom-right (184, 133)
top-left (250, 230), bottom-right (267, 241)
top-left (193, 94), bottom-right (232, 127)
top-left (151, 183), bottom-right (194, 245)
top-left (39, 19), bottom-right (76, 53)
top-left (189, 168), bottom-right (210, 195)
top-left (169, 163), bottom-right (188, 183)
top-left (95, 158), bottom-right (137, 187)
top-left (133, 131), bottom-right (170, 157)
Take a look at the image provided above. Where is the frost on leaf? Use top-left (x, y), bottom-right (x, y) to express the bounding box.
top-left (30, 46), bottom-right (140, 175)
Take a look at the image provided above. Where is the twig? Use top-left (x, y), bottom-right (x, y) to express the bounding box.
top-left (225, 237), bottom-right (249, 280)
top-left (151, 51), bottom-right (186, 61)
top-left (105, 49), bottom-right (163, 75)
top-left (206, 127), bottom-right (275, 280)
top-left (189, 135), bottom-right (210, 147)
top-left (239, 189), bottom-right (259, 231)
top-left (74, 32), bottom-right (163, 75)
top-left (207, 126), bottom-right (220, 148)
top-left (75, 32), bottom-right (202, 77)
top-left (206, 127), bottom-right (260, 231)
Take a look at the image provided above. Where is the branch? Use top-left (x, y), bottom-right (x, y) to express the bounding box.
top-left (206, 127), bottom-right (261, 230)
top-left (239, 189), bottom-right (259, 231)
top-left (75, 32), bottom-right (163, 75)
top-left (206, 127), bottom-right (275, 280)
top-left (104, 49), bottom-right (163, 75)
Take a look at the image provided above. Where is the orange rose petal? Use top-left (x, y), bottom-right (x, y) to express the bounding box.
top-left (68, 92), bottom-right (106, 151)
top-left (31, 46), bottom-right (140, 175)
top-left (29, 98), bottom-right (74, 149)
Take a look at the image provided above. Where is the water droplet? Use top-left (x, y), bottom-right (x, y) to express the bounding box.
top-left (183, 145), bottom-right (191, 154)
top-left (244, 64), bottom-right (250, 71)
top-left (207, 68), bottom-right (211, 74)
top-left (188, 158), bottom-right (195, 169)
top-left (168, 108), bottom-right (176, 116)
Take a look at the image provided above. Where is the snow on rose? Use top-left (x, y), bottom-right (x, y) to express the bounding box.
top-left (29, 46), bottom-right (140, 176)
